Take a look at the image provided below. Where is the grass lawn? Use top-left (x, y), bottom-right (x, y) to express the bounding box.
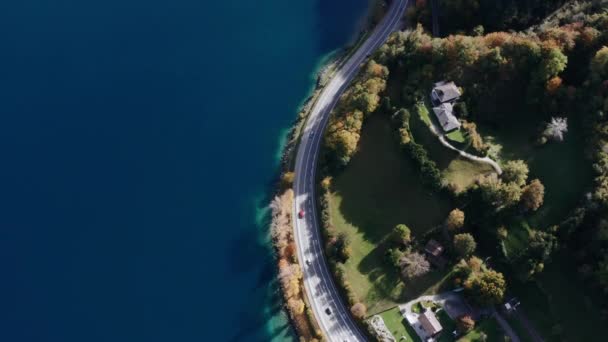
top-left (477, 114), bottom-right (592, 228)
top-left (327, 114), bottom-right (452, 314)
top-left (457, 318), bottom-right (502, 342)
top-left (442, 158), bottom-right (494, 192)
top-left (379, 307), bottom-right (421, 342)
top-left (446, 129), bottom-right (467, 144)
top-left (416, 101), bottom-right (433, 126)
top-left (502, 219), bottom-right (531, 259)
top-left (412, 102), bottom-right (494, 192)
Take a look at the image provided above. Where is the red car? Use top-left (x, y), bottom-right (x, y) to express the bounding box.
top-left (298, 210), bottom-right (305, 219)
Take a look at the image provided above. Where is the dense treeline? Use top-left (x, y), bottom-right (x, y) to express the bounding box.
top-left (319, 0), bottom-right (608, 319)
top-left (375, 24), bottom-right (579, 127)
top-left (496, 2), bottom-right (608, 298)
top-left (408, 0), bottom-right (569, 35)
top-left (324, 60), bottom-right (389, 168)
top-left (270, 190), bottom-right (321, 340)
top-left (394, 107), bottom-right (444, 190)
top-left (375, 4), bottom-right (608, 286)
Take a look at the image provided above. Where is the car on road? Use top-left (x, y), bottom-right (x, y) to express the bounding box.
top-left (298, 209), bottom-right (305, 219)
top-left (325, 308), bottom-right (332, 315)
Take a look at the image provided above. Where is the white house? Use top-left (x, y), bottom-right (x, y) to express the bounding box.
top-left (419, 309), bottom-right (443, 338)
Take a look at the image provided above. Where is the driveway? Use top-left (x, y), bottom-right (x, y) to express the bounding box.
top-left (398, 292), bottom-right (473, 341)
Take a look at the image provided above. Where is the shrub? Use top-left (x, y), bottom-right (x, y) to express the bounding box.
top-left (350, 303), bottom-right (367, 320)
top-left (454, 233), bottom-right (477, 258)
top-left (446, 208), bottom-right (465, 232)
top-left (457, 315), bottom-right (475, 333)
top-left (465, 269), bottom-right (506, 306)
top-left (392, 224), bottom-right (412, 245)
top-left (521, 179), bottom-right (545, 211)
top-left (399, 251), bottom-right (431, 279)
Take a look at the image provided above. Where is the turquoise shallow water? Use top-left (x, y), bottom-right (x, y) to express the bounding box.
top-left (0, 0), bottom-right (368, 341)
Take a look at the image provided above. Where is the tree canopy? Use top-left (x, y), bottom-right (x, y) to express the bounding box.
top-left (454, 233), bottom-right (477, 258)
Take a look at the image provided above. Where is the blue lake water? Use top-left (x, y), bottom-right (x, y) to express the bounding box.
top-left (0, 0), bottom-right (368, 341)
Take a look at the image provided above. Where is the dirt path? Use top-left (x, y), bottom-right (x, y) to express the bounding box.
top-left (427, 118), bottom-right (503, 175)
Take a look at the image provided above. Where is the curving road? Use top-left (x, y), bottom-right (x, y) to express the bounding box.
top-left (292, 1), bottom-right (409, 341)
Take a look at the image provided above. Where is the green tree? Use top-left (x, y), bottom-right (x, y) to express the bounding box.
top-left (333, 233), bottom-right (351, 263)
top-left (591, 46), bottom-right (608, 81)
top-left (386, 248), bottom-right (404, 268)
top-left (454, 233), bottom-right (477, 257)
top-left (502, 160), bottom-right (529, 187)
top-left (465, 269), bottom-right (506, 306)
top-left (446, 208), bottom-right (466, 232)
top-left (392, 224), bottom-right (412, 245)
top-left (480, 175), bottom-right (522, 208)
top-left (528, 230), bottom-right (557, 263)
top-left (498, 182), bottom-right (523, 207)
top-left (538, 47), bottom-right (567, 81)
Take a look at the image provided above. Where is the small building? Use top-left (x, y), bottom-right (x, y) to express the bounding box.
top-left (419, 309), bottom-right (443, 337)
top-left (431, 81), bottom-right (461, 105)
top-left (425, 239), bottom-right (447, 268)
top-left (432, 102), bottom-right (461, 132)
top-left (425, 239), bottom-right (444, 258)
top-left (503, 298), bottom-right (521, 315)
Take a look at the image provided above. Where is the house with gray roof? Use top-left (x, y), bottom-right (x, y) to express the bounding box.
top-left (430, 81), bottom-right (462, 133)
top-left (431, 81), bottom-right (461, 105)
top-left (432, 102), bottom-right (461, 132)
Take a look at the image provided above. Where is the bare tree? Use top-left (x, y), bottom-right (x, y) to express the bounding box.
top-left (399, 252), bottom-right (430, 279)
top-left (543, 117), bottom-right (568, 142)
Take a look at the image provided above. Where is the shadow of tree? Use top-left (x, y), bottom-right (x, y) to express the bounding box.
top-left (326, 115), bottom-right (454, 312)
top-left (330, 115), bottom-right (452, 244)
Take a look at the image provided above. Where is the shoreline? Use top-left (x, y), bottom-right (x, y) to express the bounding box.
top-left (269, 0), bottom-right (390, 340)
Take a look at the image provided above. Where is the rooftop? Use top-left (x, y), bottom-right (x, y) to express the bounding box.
top-left (432, 103), bottom-right (461, 132)
top-left (432, 81), bottom-right (461, 104)
top-left (425, 239), bottom-right (445, 257)
top-left (419, 309), bottom-right (443, 336)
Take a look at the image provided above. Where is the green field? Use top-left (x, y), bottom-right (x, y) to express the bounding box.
top-left (412, 103), bottom-right (494, 191)
top-left (478, 115), bottom-right (592, 228)
top-left (442, 158), bottom-right (494, 192)
top-left (327, 114), bottom-right (451, 313)
top-left (378, 307), bottom-right (421, 342)
top-left (502, 219), bottom-right (531, 259)
top-left (446, 129), bottom-right (467, 144)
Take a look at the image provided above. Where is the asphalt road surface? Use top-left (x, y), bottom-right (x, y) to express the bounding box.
top-left (292, 0), bottom-right (409, 341)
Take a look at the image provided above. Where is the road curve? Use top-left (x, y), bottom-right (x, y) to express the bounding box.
top-left (292, 1), bottom-right (409, 341)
